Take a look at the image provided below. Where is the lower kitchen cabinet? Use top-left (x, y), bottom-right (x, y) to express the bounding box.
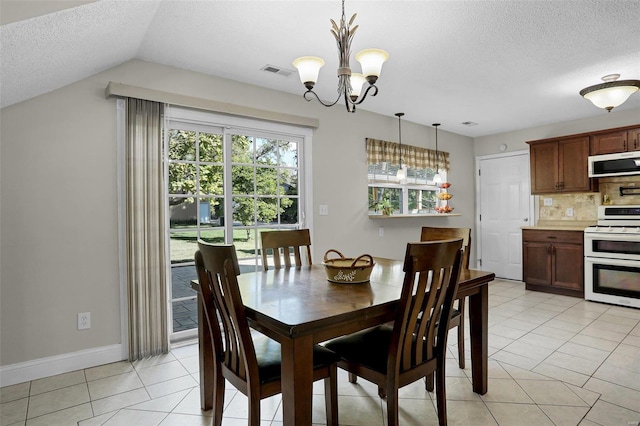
top-left (523, 229), bottom-right (584, 297)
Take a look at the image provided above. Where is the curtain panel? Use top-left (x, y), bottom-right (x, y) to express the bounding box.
top-left (366, 138), bottom-right (450, 171)
top-left (126, 98), bottom-right (169, 360)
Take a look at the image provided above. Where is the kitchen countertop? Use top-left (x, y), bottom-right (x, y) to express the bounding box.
top-left (521, 220), bottom-right (596, 232)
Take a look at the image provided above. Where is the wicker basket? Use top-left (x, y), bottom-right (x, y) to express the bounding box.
top-left (322, 249), bottom-right (375, 284)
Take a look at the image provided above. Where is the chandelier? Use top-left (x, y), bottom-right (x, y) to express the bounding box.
top-left (580, 74), bottom-right (640, 112)
top-left (292, 0), bottom-right (389, 113)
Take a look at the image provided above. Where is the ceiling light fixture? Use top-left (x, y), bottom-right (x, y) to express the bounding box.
top-left (432, 123), bottom-right (442, 185)
top-left (395, 113), bottom-right (406, 181)
top-left (580, 74), bottom-right (640, 112)
top-left (292, 0), bottom-right (389, 113)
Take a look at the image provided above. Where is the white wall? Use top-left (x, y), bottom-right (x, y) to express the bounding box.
top-left (0, 60), bottom-right (476, 373)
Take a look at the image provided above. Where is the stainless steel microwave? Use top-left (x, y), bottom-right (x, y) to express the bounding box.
top-left (588, 152), bottom-right (640, 178)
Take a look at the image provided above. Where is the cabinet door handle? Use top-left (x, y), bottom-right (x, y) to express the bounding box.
top-left (624, 139), bottom-right (627, 151)
top-left (547, 236), bottom-right (557, 239)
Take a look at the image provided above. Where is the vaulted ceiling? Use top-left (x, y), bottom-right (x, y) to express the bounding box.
top-left (1, 0), bottom-right (639, 137)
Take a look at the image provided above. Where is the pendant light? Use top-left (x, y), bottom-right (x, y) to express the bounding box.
top-left (395, 113), bottom-right (406, 181)
top-left (432, 123), bottom-right (442, 184)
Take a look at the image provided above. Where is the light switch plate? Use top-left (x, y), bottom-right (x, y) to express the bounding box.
top-left (319, 205), bottom-right (329, 216)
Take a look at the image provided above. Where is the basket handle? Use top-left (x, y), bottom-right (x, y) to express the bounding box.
top-left (351, 254), bottom-right (374, 268)
top-left (324, 249), bottom-right (345, 262)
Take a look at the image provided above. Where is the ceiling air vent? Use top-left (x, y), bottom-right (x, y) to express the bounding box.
top-left (261, 65), bottom-right (293, 77)
top-left (462, 121), bottom-right (479, 127)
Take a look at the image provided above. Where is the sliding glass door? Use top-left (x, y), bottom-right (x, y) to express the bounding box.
top-left (164, 108), bottom-right (306, 340)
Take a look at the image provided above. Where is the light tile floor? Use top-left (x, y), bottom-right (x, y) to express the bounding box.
top-left (2, 279), bottom-right (640, 425)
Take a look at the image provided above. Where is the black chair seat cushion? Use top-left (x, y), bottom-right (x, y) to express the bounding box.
top-left (254, 336), bottom-right (340, 384)
top-left (324, 324), bottom-right (394, 374)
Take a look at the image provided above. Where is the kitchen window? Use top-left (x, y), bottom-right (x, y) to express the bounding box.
top-left (366, 138), bottom-right (447, 216)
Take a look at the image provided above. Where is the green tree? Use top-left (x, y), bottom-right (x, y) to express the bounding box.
top-left (231, 136), bottom-right (293, 239)
top-left (167, 130), bottom-right (295, 240)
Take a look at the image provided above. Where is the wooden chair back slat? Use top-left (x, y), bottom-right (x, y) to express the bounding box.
top-left (395, 239), bottom-right (463, 373)
top-left (260, 229), bottom-right (312, 271)
top-left (195, 242), bottom-right (257, 382)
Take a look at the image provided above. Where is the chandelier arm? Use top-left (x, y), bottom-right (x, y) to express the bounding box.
top-left (350, 84), bottom-right (379, 106)
top-left (343, 90), bottom-right (355, 112)
top-left (302, 89), bottom-right (342, 108)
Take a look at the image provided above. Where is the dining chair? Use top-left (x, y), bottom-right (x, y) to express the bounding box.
top-left (195, 241), bottom-right (339, 426)
top-left (325, 239), bottom-right (463, 426)
top-left (260, 228), bottom-right (312, 271)
top-left (420, 226), bottom-right (471, 370)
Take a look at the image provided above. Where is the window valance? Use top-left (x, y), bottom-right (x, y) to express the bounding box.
top-left (366, 138), bottom-right (449, 171)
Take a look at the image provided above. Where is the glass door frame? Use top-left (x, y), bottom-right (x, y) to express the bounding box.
top-left (164, 106), bottom-right (314, 342)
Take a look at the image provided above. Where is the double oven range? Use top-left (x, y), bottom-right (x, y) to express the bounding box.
top-left (584, 205), bottom-right (640, 309)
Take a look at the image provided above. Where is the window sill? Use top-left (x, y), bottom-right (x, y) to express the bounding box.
top-left (368, 213), bottom-right (462, 219)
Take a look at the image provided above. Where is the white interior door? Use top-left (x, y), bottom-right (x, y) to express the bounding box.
top-left (476, 151), bottom-right (532, 280)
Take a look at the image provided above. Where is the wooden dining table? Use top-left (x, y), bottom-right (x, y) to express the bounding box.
top-left (192, 257), bottom-right (495, 425)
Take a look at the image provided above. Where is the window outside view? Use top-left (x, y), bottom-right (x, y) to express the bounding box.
top-left (368, 162), bottom-right (444, 215)
top-left (165, 124), bottom-right (302, 336)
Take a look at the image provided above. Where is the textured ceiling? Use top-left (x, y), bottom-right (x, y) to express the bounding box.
top-left (1, 0), bottom-right (639, 137)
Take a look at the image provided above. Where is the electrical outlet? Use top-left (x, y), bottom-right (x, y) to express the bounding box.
top-left (543, 198), bottom-right (553, 206)
top-left (379, 227), bottom-right (384, 237)
top-left (78, 312), bottom-right (91, 330)
top-left (566, 208), bottom-right (574, 217)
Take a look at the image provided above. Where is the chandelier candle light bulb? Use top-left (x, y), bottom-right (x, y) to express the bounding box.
top-left (292, 56), bottom-right (325, 90)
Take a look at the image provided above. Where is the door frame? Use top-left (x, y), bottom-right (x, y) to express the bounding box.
top-left (474, 149), bottom-right (534, 273)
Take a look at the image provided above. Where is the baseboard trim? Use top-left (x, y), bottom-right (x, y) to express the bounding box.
top-left (0, 344), bottom-right (124, 387)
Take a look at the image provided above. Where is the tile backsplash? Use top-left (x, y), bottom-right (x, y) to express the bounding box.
top-left (537, 176), bottom-right (640, 222)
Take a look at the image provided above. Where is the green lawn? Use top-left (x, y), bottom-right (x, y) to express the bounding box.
top-left (170, 227), bottom-right (275, 263)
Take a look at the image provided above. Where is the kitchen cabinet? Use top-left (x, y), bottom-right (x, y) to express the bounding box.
top-left (527, 136), bottom-right (596, 194)
top-left (590, 127), bottom-right (640, 155)
top-left (522, 229), bottom-right (584, 297)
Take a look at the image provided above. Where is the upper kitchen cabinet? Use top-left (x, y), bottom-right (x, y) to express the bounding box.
top-left (528, 135), bottom-right (596, 194)
top-left (590, 126), bottom-right (640, 155)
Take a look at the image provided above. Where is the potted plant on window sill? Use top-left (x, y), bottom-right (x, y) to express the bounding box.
top-left (373, 199), bottom-right (393, 216)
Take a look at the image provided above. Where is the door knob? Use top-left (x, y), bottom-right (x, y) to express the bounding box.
top-left (523, 218), bottom-right (529, 222)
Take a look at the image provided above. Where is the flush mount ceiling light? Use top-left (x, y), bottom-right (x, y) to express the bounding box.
top-left (580, 74), bottom-right (640, 112)
top-left (292, 0), bottom-right (389, 113)
top-left (395, 113), bottom-right (406, 181)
